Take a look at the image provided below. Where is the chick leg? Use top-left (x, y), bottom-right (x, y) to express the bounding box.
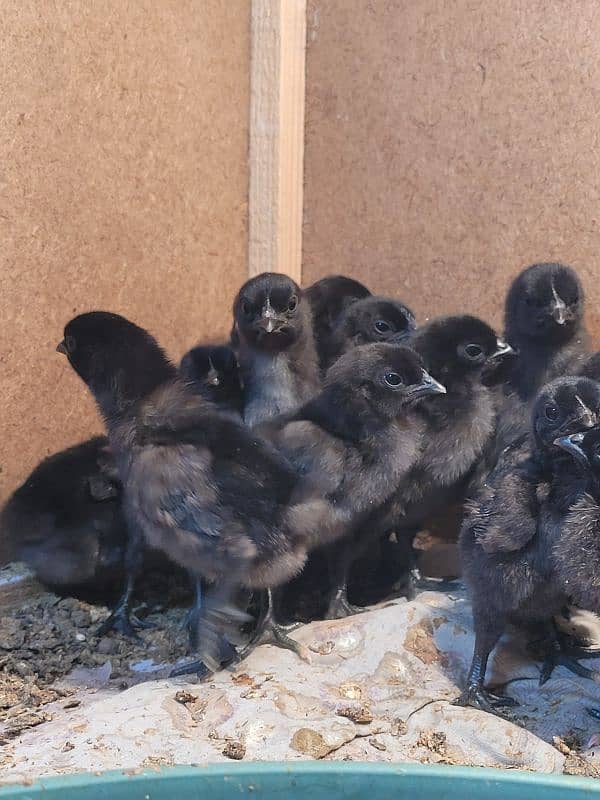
top-left (237, 588), bottom-right (304, 660)
top-left (325, 543), bottom-right (365, 619)
top-left (170, 581), bottom-right (248, 678)
top-left (97, 524), bottom-right (153, 638)
top-left (182, 575), bottom-right (203, 650)
top-left (455, 615), bottom-right (517, 713)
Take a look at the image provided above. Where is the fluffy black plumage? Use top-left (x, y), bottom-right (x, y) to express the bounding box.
top-left (580, 350), bottom-right (600, 383)
top-left (270, 343), bottom-right (444, 532)
top-left (304, 274), bottom-right (371, 370)
top-left (58, 311), bottom-right (344, 673)
top-left (325, 295), bottom-right (417, 370)
top-left (503, 262), bottom-right (588, 401)
top-left (458, 375), bottom-right (600, 713)
top-left (551, 428), bottom-right (600, 613)
top-left (325, 315), bottom-right (510, 616)
top-left (179, 344), bottom-right (243, 416)
top-left (0, 437), bottom-right (126, 601)
top-left (232, 273), bottom-right (321, 426)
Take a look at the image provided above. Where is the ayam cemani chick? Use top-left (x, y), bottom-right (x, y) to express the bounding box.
top-left (325, 316), bottom-right (513, 619)
top-left (57, 312), bottom-right (437, 676)
top-left (232, 273), bottom-right (321, 427)
top-left (304, 274), bottom-right (371, 371)
top-left (325, 295), bottom-right (417, 371)
top-left (179, 344), bottom-right (243, 417)
top-left (0, 436), bottom-right (126, 602)
top-left (502, 262), bottom-right (588, 402)
top-left (264, 342), bottom-right (446, 625)
top-left (553, 427), bottom-right (600, 619)
top-left (458, 376), bottom-right (600, 714)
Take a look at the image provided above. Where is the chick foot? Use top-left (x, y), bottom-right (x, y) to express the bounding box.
top-left (170, 636), bottom-right (239, 679)
top-left (237, 590), bottom-right (304, 661)
top-left (325, 585), bottom-right (364, 620)
top-left (454, 683), bottom-right (518, 715)
top-left (539, 648), bottom-right (600, 686)
top-left (97, 605), bottom-right (154, 639)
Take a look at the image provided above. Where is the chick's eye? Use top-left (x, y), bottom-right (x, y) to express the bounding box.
top-left (384, 372), bottom-right (403, 387)
top-left (464, 343), bottom-right (483, 359)
top-left (544, 404), bottom-right (560, 421)
top-left (241, 299), bottom-right (252, 317)
top-left (287, 295), bottom-right (298, 312)
top-left (65, 335), bottom-right (76, 353)
top-left (374, 320), bottom-right (391, 334)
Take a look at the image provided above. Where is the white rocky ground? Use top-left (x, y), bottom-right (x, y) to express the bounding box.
top-left (4, 587), bottom-right (600, 783)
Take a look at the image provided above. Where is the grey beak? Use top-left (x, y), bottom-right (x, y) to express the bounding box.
top-left (552, 303), bottom-right (567, 325)
top-left (408, 369), bottom-right (447, 400)
top-left (56, 340), bottom-right (68, 355)
top-left (554, 431), bottom-right (588, 465)
top-left (207, 370), bottom-right (220, 387)
top-left (551, 284), bottom-right (568, 325)
top-left (490, 339), bottom-right (515, 359)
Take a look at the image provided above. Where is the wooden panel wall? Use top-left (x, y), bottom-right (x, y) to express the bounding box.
top-left (303, 1), bottom-right (600, 338)
top-left (0, 0), bottom-right (250, 501)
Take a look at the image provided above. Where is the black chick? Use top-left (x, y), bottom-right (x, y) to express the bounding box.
top-left (458, 375), bottom-right (600, 714)
top-left (553, 427), bottom-right (600, 614)
top-left (180, 344), bottom-right (243, 417)
top-left (304, 274), bottom-right (371, 370)
top-left (503, 262), bottom-right (588, 401)
top-left (232, 273), bottom-right (321, 426)
top-left (325, 295), bottom-right (417, 370)
top-left (0, 437), bottom-right (126, 602)
top-left (267, 342), bottom-right (446, 622)
top-left (58, 311), bottom-right (355, 674)
top-left (328, 316), bottom-right (512, 618)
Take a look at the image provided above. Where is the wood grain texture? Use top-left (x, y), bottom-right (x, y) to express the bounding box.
top-left (249, 0), bottom-right (305, 281)
top-left (1, 0), bottom-right (250, 501)
top-left (303, 1), bottom-right (600, 339)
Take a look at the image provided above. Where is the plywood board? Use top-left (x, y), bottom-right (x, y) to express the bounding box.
top-left (303, 1), bottom-right (600, 342)
top-left (249, 0), bottom-right (306, 281)
top-left (0, 0), bottom-right (250, 502)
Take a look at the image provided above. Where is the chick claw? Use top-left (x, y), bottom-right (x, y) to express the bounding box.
top-left (325, 591), bottom-right (365, 620)
top-left (170, 637), bottom-right (239, 680)
top-left (97, 609), bottom-right (154, 640)
top-left (454, 684), bottom-right (518, 716)
top-left (539, 651), bottom-right (600, 686)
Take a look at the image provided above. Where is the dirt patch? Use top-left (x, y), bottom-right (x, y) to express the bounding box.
top-left (403, 619), bottom-right (448, 666)
top-left (0, 583), bottom-right (196, 740)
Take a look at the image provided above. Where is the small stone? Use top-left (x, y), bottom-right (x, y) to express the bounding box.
top-left (97, 638), bottom-right (118, 655)
top-left (369, 738), bottom-right (387, 752)
top-left (61, 741), bottom-right (75, 752)
top-left (391, 719), bottom-right (408, 737)
top-left (174, 691), bottom-right (197, 705)
top-left (338, 682), bottom-right (362, 700)
top-left (75, 633), bottom-right (86, 642)
top-left (290, 728), bottom-right (332, 759)
top-left (337, 705), bottom-right (374, 724)
top-left (309, 640), bottom-right (335, 656)
top-left (222, 741), bottom-right (245, 760)
top-left (62, 700), bottom-right (81, 710)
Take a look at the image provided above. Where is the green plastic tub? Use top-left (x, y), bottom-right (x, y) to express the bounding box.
top-left (1, 763), bottom-right (599, 799)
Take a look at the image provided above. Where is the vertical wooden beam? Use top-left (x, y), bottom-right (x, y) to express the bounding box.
top-left (249, 0), bottom-right (306, 284)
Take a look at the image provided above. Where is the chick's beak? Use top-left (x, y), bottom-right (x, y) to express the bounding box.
top-left (408, 369), bottom-right (447, 400)
top-left (56, 340), bottom-right (68, 355)
top-left (490, 339), bottom-right (515, 360)
top-left (551, 285), bottom-right (568, 325)
top-left (207, 369), bottom-right (220, 387)
top-left (554, 431), bottom-right (588, 465)
top-left (256, 299), bottom-right (286, 333)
